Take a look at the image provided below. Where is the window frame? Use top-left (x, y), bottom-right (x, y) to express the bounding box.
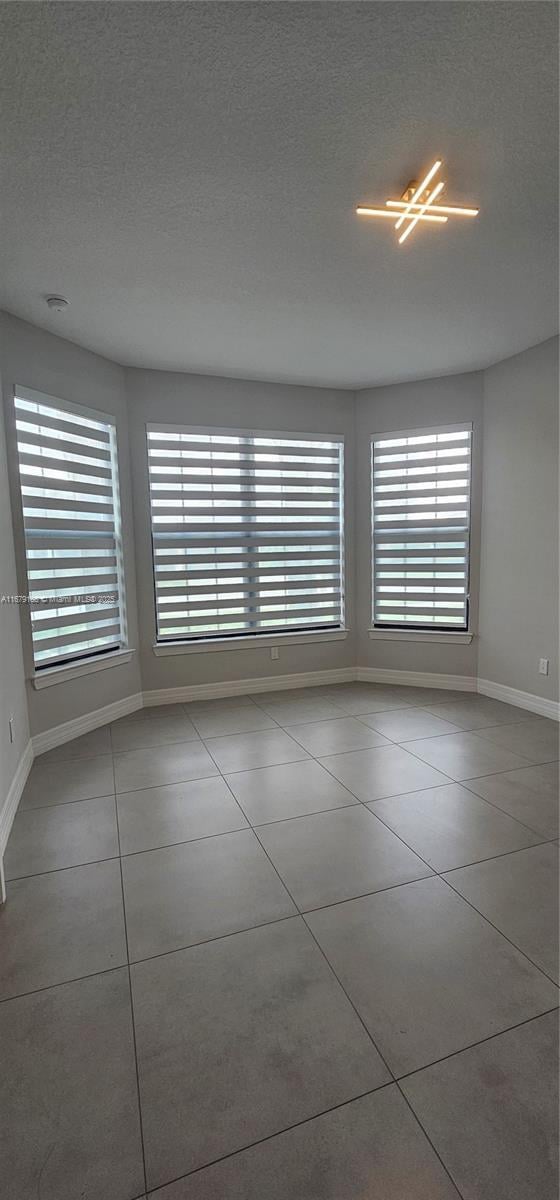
top-left (8, 385), bottom-right (128, 680)
top-left (146, 422), bottom-right (346, 647)
top-left (370, 421), bottom-right (473, 637)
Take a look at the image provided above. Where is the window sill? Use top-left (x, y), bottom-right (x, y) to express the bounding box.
top-left (368, 629), bottom-right (473, 645)
top-left (153, 629), bottom-right (349, 656)
top-left (31, 648), bottom-right (135, 690)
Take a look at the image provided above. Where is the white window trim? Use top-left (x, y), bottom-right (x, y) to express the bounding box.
top-left (31, 647), bottom-right (135, 689)
top-left (10, 384), bottom-right (129, 681)
top-left (370, 420), bottom-right (474, 636)
top-left (368, 629), bottom-right (473, 644)
top-left (153, 628), bottom-right (348, 656)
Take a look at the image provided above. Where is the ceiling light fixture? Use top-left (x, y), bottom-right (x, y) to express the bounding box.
top-left (398, 178), bottom-right (445, 245)
top-left (356, 207), bottom-right (447, 224)
top-left (356, 160), bottom-right (479, 245)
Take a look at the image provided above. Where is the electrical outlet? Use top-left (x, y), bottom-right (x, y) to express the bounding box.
top-left (8, 714), bottom-right (15, 744)
top-left (539, 658), bottom-right (550, 676)
top-left (270, 647), bottom-right (279, 661)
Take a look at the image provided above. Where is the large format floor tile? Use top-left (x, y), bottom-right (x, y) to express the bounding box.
top-left (117, 776), bottom-right (247, 855)
top-left (445, 843), bottom-right (559, 983)
top-left (110, 711), bottom-right (200, 752)
top-left (379, 686), bottom-right (473, 707)
top-left (38, 725), bottom-right (112, 762)
top-left (4, 794), bottom-right (119, 879)
top-left (319, 744), bottom-right (450, 803)
top-left (225, 758), bottom-right (358, 825)
top-left (122, 829), bottom-right (295, 960)
top-left (0, 860), bottom-right (127, 1001)
top-left (403, 731), bottom-right (531, 781)
top-left (131, 918), bottom-right (389, 1189)
top-left (474, 718), bottom-right (560, 764)
top-left (421, 696), bottom-right (528, 731)
top-left (464, 761), bottom-right (559, 838)
top-left (114, 741), bottom-right (218, 792)
top-left (252, 695), bottom-right (350, 726)
top-left (359, 707), bottom-right (461, 742)
top-left (258, 806), bottom-right (432, 910)
top-left (306, 876), bottom-right (558, 1076)
top-left (402, 1012), bottom-right (559, 1200)
top-left (370, 783), bottom-right (541, 873)
top-left (19, 754), bottom-right (115, 810)
top-left (0, 969), bottom-right (144, 1200)
top-left (188, 703), bottom-right (276, 737)
top-left (205, 728), bottom-right (309, 773)
top-left (151, 1086), bottom-right (460, 1200)
top-left (286, 715), bottom-right (391, 756)
top-left (323, 683), bottom-right (408, 714)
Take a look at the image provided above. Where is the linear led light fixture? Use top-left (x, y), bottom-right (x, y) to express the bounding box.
top-left (356, 160), bottom-right (479, 245)
top-left (399, 178), bottom-right (445, 245)
top-left (356, 207), bottom-right (446, 223)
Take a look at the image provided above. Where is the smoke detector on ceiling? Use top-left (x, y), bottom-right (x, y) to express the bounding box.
top-left (45, 295), bottom-right (69, 312)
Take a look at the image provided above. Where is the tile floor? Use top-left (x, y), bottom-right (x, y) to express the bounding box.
top-left (1, 683), bottom-right (558, 1199)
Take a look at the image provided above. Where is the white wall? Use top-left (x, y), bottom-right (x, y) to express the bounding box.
top-left (355, 371), bottom-right (484, 680)
top-left (0, 310), bottom-right (557, 743)
top-left (478, 336), bottom-right (559, 701)
top-left (126, 368), bottom-right (356, 692)
top-left (0, 313), bottom-right (142, 736)
top-left (0, 368), bottom-right (29, 805)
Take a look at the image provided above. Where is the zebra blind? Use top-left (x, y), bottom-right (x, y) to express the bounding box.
top-left (371, 424), bottom-right (472, 630)
top-left (147, 426), bottom-right (344, 642)
top-left (14, 388), bottom-right (126, 670)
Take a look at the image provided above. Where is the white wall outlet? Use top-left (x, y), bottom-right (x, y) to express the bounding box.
top-left (539, 658), bottom-right (550, 676)
top-left (270, 647), bottom-right (279, 661)
top-left (8, 714), bottom-right (15, 744)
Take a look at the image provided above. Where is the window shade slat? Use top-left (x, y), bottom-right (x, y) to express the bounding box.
top-left (372, 426), bottom-right (472, 631)
top-left (14, 391), bottom-right (126, 670)
top-left (148, 427), bottom-right (344, 642)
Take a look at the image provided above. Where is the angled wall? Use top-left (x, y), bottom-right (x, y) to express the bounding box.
top-left (478, 336), bottom-right (559, 702)
top-left (0, 312), bottom-right (142, 737)
top-left (355, 371), bottom-right (484, 682)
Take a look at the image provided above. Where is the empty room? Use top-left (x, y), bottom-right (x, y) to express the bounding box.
top-left (0, 3), bottom-right (558, 1198)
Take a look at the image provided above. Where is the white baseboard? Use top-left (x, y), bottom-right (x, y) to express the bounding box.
top-left (0, 739), bottom-right (33, 902)
top-left (32, 692), bottom-right (144, 756)
top-left (356, 666), bottom-right (477, 692)
top-left (477, 678), bottom-right (560, 721)
top-left (143, 667), bottom-right (356, 707)
top-left (27, 669), bottom-right (558, 763)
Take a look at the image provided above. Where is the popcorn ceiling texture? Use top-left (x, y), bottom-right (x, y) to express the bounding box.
top-left (0, 1), bottom-right (557, 387)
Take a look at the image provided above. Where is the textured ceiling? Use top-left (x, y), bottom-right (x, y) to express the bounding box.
top-left (0, 1), bottom-right (558, 387)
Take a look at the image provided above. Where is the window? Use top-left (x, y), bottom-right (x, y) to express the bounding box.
top-left (371, 424), bottom-right (472, 631)
top-left (13, 387), bottom-right (126, 670)
top-left (147, 426), bottom-right (344, 642)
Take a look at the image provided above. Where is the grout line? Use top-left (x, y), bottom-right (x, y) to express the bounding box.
top-left (458, 777), bottom-right (558, 841)
top-left (393, 1084), bottom-right (466, 1199)
top-left (128, 913), bottom-right (300, 970)
top-left (396, 1005), bottom-right (560, 1083)
top-left (245, 811), bottom-right (470, 1200)
top-left (6, 693), bottom-right (559, 1200)
top-left (114, 793), bottom-right (149, 1198)
top-left (142, 1081), bottom-right (396, 1195)
top-left (439, 872), bottom-right (560, 988)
